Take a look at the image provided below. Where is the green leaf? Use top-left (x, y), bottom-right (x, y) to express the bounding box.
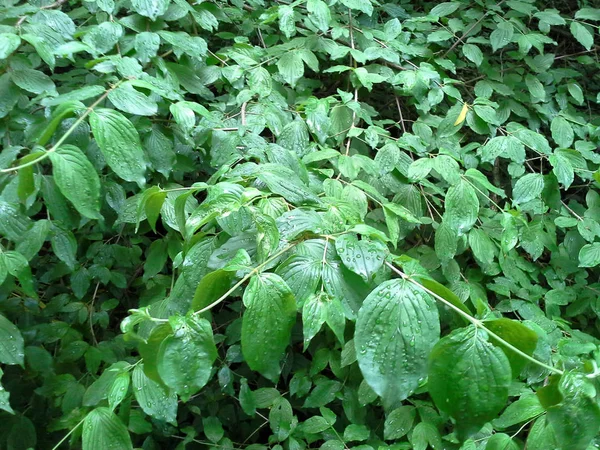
top-left (526, 417), bottom-right (557, 450)
top-left (430, 2), bottom-right (460, 17)
top-left (462, 44), bottom-right (483, 66)
top-left (11, 68), bottom-right (56, 95)
top-left (355, 279), bottom-right (440, 409)
top-left (490, 22), bottom-right (514, 52)
top-left (157, 315), bottom-right (218, 401)
top-left (89, 108), bottom-right (147, 187)
top-left (550, 116), bottom-right (574, 148)
top-left (270, 397), bottom-right (293, 441)
top-left (278, 5), bottom-right (296, 38)
top-left (339, 0), bottom-right (373, 15)
top-left (335, 234), bottom-right (387, 282)
top-left (82, 407), bottom-right (133, 450)
top-left (307, 0), bottom-right (331, 31)
top-left (277, 50), bottom-right (304, 87)
top-left (0, 34), bottom-right (20, 59)
top-left (108, 83), bottom-right (158, 116)
top-left (131, 0), bottom-right (170, 20)
top-left (384, 406), bottom-right (416, 440)
top-left (570, 22), bottom-right (594, 50)
top-left (578, 243), bottom-right (600, 267)
top-left (484, 318), bottom-right (538, 376)
top-left (428, 326), bottom-right (511, 440)
top-left (478, 136), bottom-right (524, 164)
top-left (241, 273), bottom-right (297, 381)
top-left (107, 371), bottom-right (130, 410)
top-left (257, 164), bottom-right (319, 204)
top-left (492, 395), bottom-right (544, 429)
top-left (485, 433), bottom-right (518, 450)
top-left (513, 173), bottom-right (544, 204)
top-left (444, 179), bottom-right (479, 234)
top-left (49, 145), bottom-right (102, 220)
top-left (191, 269), bottom-right (233, 312)
top-left (547, 372), bottom-right (600, 450)
top-left (0, 314), bottom-right (24, 366)
top-left (132, 364), bottom-right (178, 425)
top-left (50, 225), bottom-right (78, 270)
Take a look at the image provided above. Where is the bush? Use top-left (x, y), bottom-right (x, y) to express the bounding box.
top-left (0, 0), bottom-right (600, 448)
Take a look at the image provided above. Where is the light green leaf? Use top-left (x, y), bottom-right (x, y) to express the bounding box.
top-left (49, 145), bottom-right (102, 220)
top-left (277, 50), bottom-right (304, 87)
top-left (11, 68), bottom-right (56, 95)
top-left (462, 43), bottom-right (483, 66)
top-left (82, 407), bottom-right (133, 450)
top-left (570, 22), bottom-right (594, 50)
top-left (0, 34), bottom-right (20, 59)
top-left (108, 83), bottom-right (158, 116)
top-left (428, 326), bottom-right (511, 440)
top-left (550, 116), bottom-right (574, 148)
top-left (490, 22), bottom-right (514, 52)
top-left (355, 279), bottom-right (440, 409)
top-left (277, 119), bottom-right (310, 157)
top-left (307, 0), bottom-right (331, 31)
top-left (89, 108), bottom-right (147, 187)
top-left (132, 364), bottom-right (178, 424)
top-left (513, 173), bottom-right (544, 204)
top-left (0, 314), bottom-right (24, 366)
top-left (131, 0), bottom-right (170, 20)
top-left (444, 179), bottom-right (479, 234)
top-left (339, 0), bottom-right (373, 16)
top-left (485, 433), bottom-right (518, 450)
top-left (242, 273), bottom-right (297, 381)
top-left (335, 233), bottom-right (387, 282)
top-left (278, 5), bottom-right (296, 38)
top-left (492, 395), bottom-right (544, 429)
top-left (430, 2), bottom-right (460, 17)
top-left (547, 373), bottom-right (600, 450)
top-left (384, 406), bottom-right (416, 440)
top-left (578, 242), bottom-right (600, 267)
top-left (157, 315), bottom-right (218, 401)
top-left (484, 318), bottom-right (538, 376)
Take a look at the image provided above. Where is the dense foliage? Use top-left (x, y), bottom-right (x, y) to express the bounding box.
top-left (1, 0), bottom-right (600, 448)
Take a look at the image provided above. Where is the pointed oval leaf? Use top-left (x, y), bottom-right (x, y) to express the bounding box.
top-left (89, 108), bottom-right (147, 187)
top-left (157, 315), bottom-right (218, 401)
top-left (335, 233), bottom-right (388, 282)
top-left (82, 407), bottom-right (133, 450)
top-left (132, 364), bottom-right (178, 425)
top-left (49, 145), bottom-right (102, 220)
top-left (241, 273), bottom-right (297, 382)
top-left (428, 326), bottom-right (511, 440)
top-left (355, 279), bottom-right (440, 409)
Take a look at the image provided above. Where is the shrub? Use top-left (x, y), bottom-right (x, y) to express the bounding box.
top-left (0, 0), bottom-right (599, 448)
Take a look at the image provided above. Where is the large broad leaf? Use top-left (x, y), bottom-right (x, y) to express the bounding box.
top-left (546, 372), bottom-right (600, 450)
top-left (428, 326), bottom-right (511, 440)
top-left (82, 407), bottom-right (133, 450)
top-left (0, 314), bottom-right (24, 366)
top-left (241, 273), bottom-right (297, 382)
top-left (89, 108), bottom-right (147, 187)
top-left (157, 315), bottom-right (218, 401)
top-left (131, 0), bottom-right (170, 20)
top-left (132, 364), bottom-right (178, 425)
top-left (443, 179), bottom-right (479, 234)
top-left (355, 279), bottom-right (440, 409)
top-left (49, 145), bottom-right (102, 220)
top-left (335, 233), bottom-right (388, 282)
top-left (484, 318), bottom-right (538, 376)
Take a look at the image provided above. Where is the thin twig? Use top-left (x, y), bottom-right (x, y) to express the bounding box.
top-left (241, 102), bottom-right (247, 126)
top-left (395, 96), bottom-right (407, 134)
